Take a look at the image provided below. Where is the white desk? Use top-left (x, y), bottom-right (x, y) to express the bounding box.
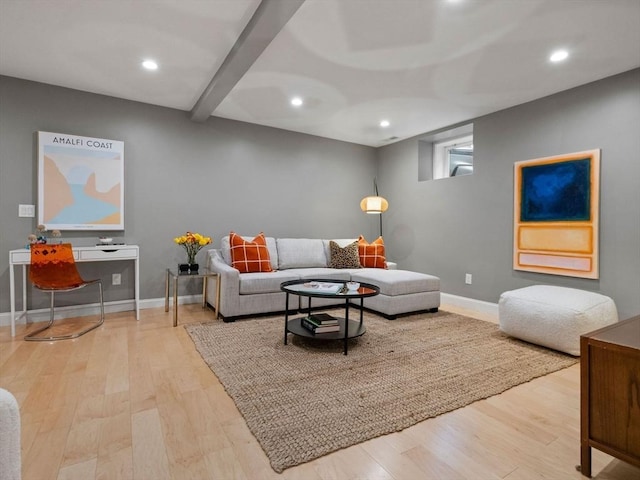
top-left (9, 245), bottom-right (140, 337)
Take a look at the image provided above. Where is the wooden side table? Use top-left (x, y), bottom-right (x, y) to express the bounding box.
top-left (580, 314), bottom-right (640, 477)
top-left (165, 267), bottom-right (220, 327)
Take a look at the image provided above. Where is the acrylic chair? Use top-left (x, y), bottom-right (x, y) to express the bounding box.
top-left (24, 243), bottom-right (104, 341)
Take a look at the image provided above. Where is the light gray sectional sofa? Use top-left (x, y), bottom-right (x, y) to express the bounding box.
top-left (206, 236), bottom-right (440, 321)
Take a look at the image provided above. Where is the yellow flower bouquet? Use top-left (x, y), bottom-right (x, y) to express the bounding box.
top-left (174, 231), bottom-right (212, 267)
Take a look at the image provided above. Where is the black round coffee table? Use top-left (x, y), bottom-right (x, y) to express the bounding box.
top-left (280, 279), bottom-right (380, 355)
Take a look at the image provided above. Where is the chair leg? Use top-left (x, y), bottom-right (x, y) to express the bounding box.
top-left (24, 281), bottom-right (105, 341)
top-left (23, 292), bottom-right (57, 341)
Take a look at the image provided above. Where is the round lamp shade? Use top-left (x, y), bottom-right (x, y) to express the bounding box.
top-left (360, 196), bottom-right (389, 214)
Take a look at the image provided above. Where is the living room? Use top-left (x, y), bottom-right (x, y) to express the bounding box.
top-left (1, 1), bottom-right (639, 479)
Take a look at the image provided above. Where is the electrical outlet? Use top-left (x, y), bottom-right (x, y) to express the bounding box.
top-left (465, 273), bottom-right (472, 285)
top-left (112, 273), bottom-right (121, 285)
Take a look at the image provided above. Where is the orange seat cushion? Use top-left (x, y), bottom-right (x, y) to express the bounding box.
top-left (229, 232), bottom-right (273, 273)
top-left (358, 235), bottom-right (387, 269)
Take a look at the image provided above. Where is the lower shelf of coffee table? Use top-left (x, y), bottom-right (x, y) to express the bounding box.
top-left (287, 317), bottom-right (366, 340)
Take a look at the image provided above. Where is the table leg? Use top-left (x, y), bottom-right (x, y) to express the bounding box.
top-left (580, 337), bottom-right (592, 477)
top-left (215, 275), bottom-right (221, 319)
top-left (21, 265), bottom-right (27, 321)
top-left (344, 299), bottom-right (350, 355)
top-left (202, 277), bottom-right (208, 309)
top-left (284, 292), bottom-right (290, 345)
top-left (173, 275), bottom-right (178, 327)
top-left (580, 446), bottom-right (592, 477)
top-left (9, 265), bottom-right (30, 337)
top-left (164, 269), bottom-right (170, 312)
top-left (134, 257), bottom-right (140, 320)
top-left (10, 264), bottom-right (16, 337)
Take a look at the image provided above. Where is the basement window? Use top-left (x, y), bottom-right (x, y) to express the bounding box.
top-left (417, 123), bottom-right (473, 182)
top-left (432, 135), bottom-right (474, 179)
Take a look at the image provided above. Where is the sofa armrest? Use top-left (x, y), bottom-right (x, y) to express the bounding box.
top-left (208, 248), bottom-right (235, 273)
top-left (207, 249), bottom-right (240, 315)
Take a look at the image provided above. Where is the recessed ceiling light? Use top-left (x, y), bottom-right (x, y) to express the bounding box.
top-left (291, 97), bottom-right (303, 107)
top-left (380, 120), bottom-right (390, 128)
top-left (549, 49), bottom-right (569, 63)
top-left (142, 59), bottom-right (158, 70)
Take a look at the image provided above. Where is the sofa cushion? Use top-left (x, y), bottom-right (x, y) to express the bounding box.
top-left (358, 235), bottom-right (387, 269)
top-left (221, 234), bottom-right (278, 270)
top-left (322, 238), bottom-right (357, 261)
top-left (229, 232), bottom-right (273, 273)
top-left (277, 238), bottom-right (327, 269)
top-left (351, 269), bottom-right (440, 296)
top-left (329, 240), bottom-right (361, 269)
top-left (295, 268), bottom-right (353, 281)
top-left (239, 270), bottom-right (300, 294)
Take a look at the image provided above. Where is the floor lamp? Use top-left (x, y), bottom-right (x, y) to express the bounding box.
top-left (360, 179), bottom-right (389, 238)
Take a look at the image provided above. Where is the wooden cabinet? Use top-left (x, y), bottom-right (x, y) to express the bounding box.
top-left (580, 315), bottom-right (640, 477)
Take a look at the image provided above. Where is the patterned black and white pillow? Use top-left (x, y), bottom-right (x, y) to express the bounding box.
top-left (329, 240), bottom-right (361, 269)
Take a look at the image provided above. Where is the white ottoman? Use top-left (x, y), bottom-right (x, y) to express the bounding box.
top-left (498, 285), bottom-right (618, 356)
top-left (0, 388), bottom-right (21, 480)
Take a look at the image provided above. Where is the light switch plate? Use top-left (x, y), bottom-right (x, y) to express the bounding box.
top-left (19, 204), bottom-right (35, 217)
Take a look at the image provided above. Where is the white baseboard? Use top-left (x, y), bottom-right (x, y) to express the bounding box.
top-left (441, 292), bottom-right (499, 323)
top-left (139, 295), bottom-right (202, 310)
top-left (0, 295), bottom-right (203, 328)
top-left (1, 293), bottom-right (498, 327)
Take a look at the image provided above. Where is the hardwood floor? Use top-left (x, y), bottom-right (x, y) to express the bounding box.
top-left (1, 304), bottom-right (638, 480)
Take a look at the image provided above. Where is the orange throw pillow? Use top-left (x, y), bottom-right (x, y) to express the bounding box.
top-left (229, 232), bottom-right (273, 273)
top-left (358, 235), bottom-right (387, 269)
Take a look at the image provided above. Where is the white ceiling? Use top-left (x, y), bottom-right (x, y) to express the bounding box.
top-left (1, 0), bottom-right (639, 147)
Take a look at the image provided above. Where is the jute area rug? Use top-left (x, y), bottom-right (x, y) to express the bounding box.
top-left (185, 310), bottom-right (577, 473)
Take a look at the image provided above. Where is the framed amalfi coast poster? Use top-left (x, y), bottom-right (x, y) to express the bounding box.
top-left (37, 131), bottom-right (124, 230)
top-left (513, 149), bottom-right (600, 279)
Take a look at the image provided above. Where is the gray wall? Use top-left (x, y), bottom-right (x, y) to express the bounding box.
top-left (2, 70), bottom-right (639, 319)
top-left (378, 69), bottom-right (640, 320)
top-left (0, 76), bottom-right (378, 312)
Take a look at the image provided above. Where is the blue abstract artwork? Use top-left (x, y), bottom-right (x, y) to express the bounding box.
top-left (520, 158), bottom-right (591, 222)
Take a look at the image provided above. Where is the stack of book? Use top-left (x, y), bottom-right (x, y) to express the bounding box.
top-left (301, 313), bottom-right (340, 333)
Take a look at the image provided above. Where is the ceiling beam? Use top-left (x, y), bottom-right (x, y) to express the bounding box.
top-left (190, 0), bottom-right (305, 122)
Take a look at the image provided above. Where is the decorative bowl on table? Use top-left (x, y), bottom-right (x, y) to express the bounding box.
top-left (346, 281), bottom-right (360, 291)
top-left (98, 237), bottom-right (113, 244)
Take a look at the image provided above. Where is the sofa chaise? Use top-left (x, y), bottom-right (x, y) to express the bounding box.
top-left (206, 234), bottom-right (440, 321)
